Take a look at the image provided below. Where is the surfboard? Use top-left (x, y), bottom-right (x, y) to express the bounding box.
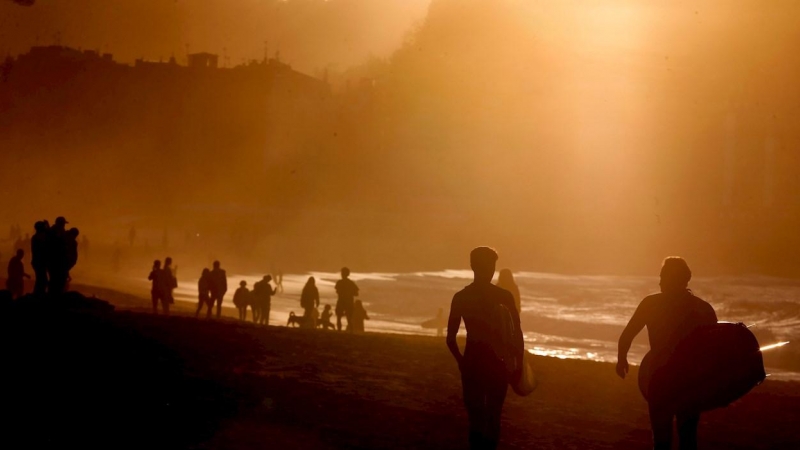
top-left (511, 350), bottom-right (537, 397)
top-left (638, 321), bottom-right (766, 413)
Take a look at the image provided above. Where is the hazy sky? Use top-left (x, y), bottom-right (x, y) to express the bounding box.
top-left (0, 0), bottom-right (431, 73)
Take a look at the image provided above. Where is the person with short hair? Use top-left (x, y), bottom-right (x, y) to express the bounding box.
top-left (335, 267), bottom-right (359, 331)
top-left (209, 261), bottom-right (227, 319)
top-left (616, 257), bottom-right (718, 450)
top-left (148, 260), bottom-right (165, 314)
top-left (447, 247), bottom-right (523, 450)
top-left (233, 280), bottom-right (251, 321)
top-left (252, 275), bottom-right (277, 325)
top-left (6, 249), bottom-right (30, 299)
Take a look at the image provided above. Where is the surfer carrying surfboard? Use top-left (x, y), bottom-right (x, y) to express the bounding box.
top-left (447, 247), bottom-right (523, 450)
top-left (616, 257), bottom-right (717, 450)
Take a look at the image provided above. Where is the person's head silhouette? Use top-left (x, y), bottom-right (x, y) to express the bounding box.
top-left (153, 260), bottom-right (161, 270)
top-left (470, 246), bottom-right (498, 284)
top-left (213, 260), bottom-right (220, 270)
top-left (15, 248), bottom-right (24, 259)
top-left (240, 280), bottom-right (247, 287)
top-left (659, 256), bottom-right (691, 294)
top-left (341, 267), bottom-right (350, 279)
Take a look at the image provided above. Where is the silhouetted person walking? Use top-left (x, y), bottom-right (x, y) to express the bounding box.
top-left (209, 261), bottom-right (227, 319)
top-left (447, 247), bottom-right (523, 450)
top-left (301, 276), bottom-right (320, 328)
top-left (46, 216), bottom-right (69, 294)
top-left (616, 257), bottom-right (717, 450)
top-left (335, 267), bottom-right (359, 331)
top-left (30, 221), bottom-right (49, 295)
top-left (496, 269), bottom-right (521, 314)
top-left (6, 249), bottom-right (30, 299)
top-left (161, 257), bottom-right (177, 314)
top-left (148, 260), bottom-right (166, 314)
top-left (233, 280), bottom-right (251, 321)
top-left (196, 268), bottom-right (212, 318)
top-left (252, 275), bottom-right (276, 325)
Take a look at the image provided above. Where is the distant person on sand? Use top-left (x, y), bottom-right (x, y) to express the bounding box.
top-left (46, 216), bottom-right (70, 294)
top-left (496, 269), bottom-right (521, 314)
top-left (447, 247), bottom-right (523, 450)
top-left (196, 268), bottom-right (212, 318)
top-left (335, 267), bottom-right (359, 331)
top-left (6, 249), bottom-right (30, 299)
top-left (30, 220), bottom-right (49, 295)
top-left (233, 280), bottom-right (251, 321)
top-left (351, 299), bottom-right (370, 332)
top-left (300, 276), bottom-right (320, 328)
top-left (318, 304), bottom-right (335, 330)
top-left (148, 260), bottom-right (167, 314)
top-left (209, 261), bottom-right (227, 319)
top-left (616, 257), bottom-right (717, 450)
top-left (252, 275), bottom-right (277, 325)
top-left (276, 270), bottom-right (284, 294)
top-left (161, 257), bottom-right (178, 314)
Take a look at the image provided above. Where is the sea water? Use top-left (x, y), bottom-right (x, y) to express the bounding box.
top-left (169, 270), bottom-right (800, 380)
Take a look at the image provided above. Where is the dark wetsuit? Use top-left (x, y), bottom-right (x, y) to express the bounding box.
top-left (209, 268), bottom-right (227, 319)
top-left (30, 231), bottom-right (48, 295)
top-left (618, 291), bottom-right (717, 450)
top-left (335, 278), bottom-right (359, 331)
top-left (447, 282), bottom-right (523, 450)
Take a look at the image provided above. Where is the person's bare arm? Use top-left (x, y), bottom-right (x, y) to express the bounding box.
top-left (446, 295), bottom-right (463, 366)
top-left (616, 300), bottom-right (649, 379)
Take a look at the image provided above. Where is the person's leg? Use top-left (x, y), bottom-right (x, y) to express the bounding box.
top-left (152, 292), bottom-right (158, 314)
top-left (33, 267), bottom-right (46, 295)
top-left (648, 402), bottom-right (674, 450)
top-left (676, 412), bottom-right (700, 450)
top-left (461, 365), bottom-right (486, 449)
top-left (483, 366), bottom-right (509, 450)
top-left (215, 295), bottom-right (223, 319)
top-left (345, 305), bottom-right (353, 332)
top-left (195, 299), bottom-right (203, 317)
top-left (163, 298), bottom-right (170, 315)
top-left (263, 305), bottom-right (270, 325)
top-left (335, 303), bottom-right (343, 331)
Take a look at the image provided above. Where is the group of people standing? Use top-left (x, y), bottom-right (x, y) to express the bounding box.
top-left (148, 263), bottom-right (369, 332)
top-left (148, 257), bottom-right (178, 314)
top-left (291, 270), bottom-right (369, 331)
top-left (5, 216), bottom-right (80, 298)
top-left (231, 273), bottom-right (277, 324)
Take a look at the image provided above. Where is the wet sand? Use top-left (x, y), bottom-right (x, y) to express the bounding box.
top-left (1, 284), bottom-right (799, 449)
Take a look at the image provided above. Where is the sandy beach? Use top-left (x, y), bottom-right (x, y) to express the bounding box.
top-left (1, 284), bottom-right (798, 449)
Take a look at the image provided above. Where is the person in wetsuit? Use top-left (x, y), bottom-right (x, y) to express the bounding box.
top-left (616, 256), bottom-right (717, 450)
top-left (335, 267), bottom-right (359, 331)
top-left (447, 247), bottom-right (523, 450)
